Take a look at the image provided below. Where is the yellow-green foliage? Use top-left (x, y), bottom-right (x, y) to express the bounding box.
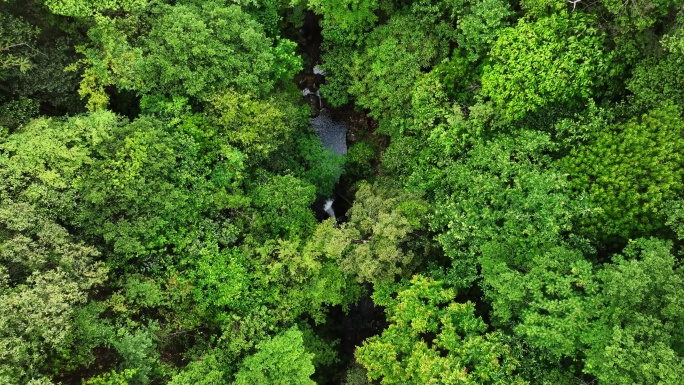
top-left (564, 105), bottom-right (684, 239)
top-left (357, 276), bottom-right (526, 385)
top-left (481, 12), bottom-right (611, 121)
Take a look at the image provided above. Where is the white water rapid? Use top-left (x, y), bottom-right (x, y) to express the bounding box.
top-left (323, 198), bottom-right (336, 221)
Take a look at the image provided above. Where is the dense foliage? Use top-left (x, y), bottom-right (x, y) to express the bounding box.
top-left (1, 0), bottom-right (683, 384)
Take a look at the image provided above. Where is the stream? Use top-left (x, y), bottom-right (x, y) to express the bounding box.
top-left (294, 12), bottom-right (387, 384)
top-left (300, 63), bottom-right (349, 222)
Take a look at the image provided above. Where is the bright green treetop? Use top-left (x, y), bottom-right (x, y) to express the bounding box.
top-left (233, 326), bottom-right (316, 385)
top-left (481, 12), bottom-right (611, 121)
top-left (357, 275), bottom-right (526, 385)
top-left (563, 105), bottom-right (684, 240)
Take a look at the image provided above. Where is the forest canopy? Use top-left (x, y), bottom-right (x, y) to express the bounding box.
top-left (1, 0), bottom-right (684, 384)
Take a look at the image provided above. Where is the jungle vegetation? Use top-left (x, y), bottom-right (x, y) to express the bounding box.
top-left (1, 0), bottom-right (684, 384)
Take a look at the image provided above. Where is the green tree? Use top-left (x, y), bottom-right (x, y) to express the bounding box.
top-left (207, 89), bottom-right (306, 163)
top-left (626, 52), bottom-right (684, 111)
top-left (168, 219), bottom-right (359, 376)
top-left (336, 182), bottom-right (428, 284)
top-left (357, 276), bottom-right (526, 385)
top-left (481, 244), bottom-right (598, 356)
top-left (662, 12), bottom-right (684, 54)
top-left (431, 130), bottom-right (587, 289)
top-left (0, 97), bottom-right (39, 130)
top-left (563, 105), bottom-right (684, 240)
top-left (79, 1), bottom-right (301, 107)
top-left (1, 5), bottom-right (85, 114)
top-left (11, 37), bottom-right (85, 115)
top-left (0, 203), bottom-right (107, 384)
top-left (664, 199), bottom-right (684, 239)
top-left (345, 14), bottom-right (443, 120)
top-left (243, 221), bottom-right (361, 325)
top-left (0, 13), bottom-right (38, 78)
top-left (600, 0), bottom-right (683, 31)
top-left (583, 238), bottom-right (684, 384)
top-left (233, 326), bottom-right (316, 385)
top-left (0, 112), bottom-right (119, 382)
top-left (84, 369), bottom-right (137, 385)
top-left (168, 352), bottom-right (227, 385)
top-left (76, 114), bottom-right (247, 265)
top-left (481, 12), bottom-right (612, 121)
top-left (0, 112), bottom-right (116, 221)
top-left (482, 237), bottom-right (684, 383)
top-left (247, 173), bottom-right (317, 241)
top-left (343, 140), bottom-right (378, 181)
top-left (455, 0), bottom-right (512, 62)
top-left (379, 71), bottom-right (469, 164)
top-left (295, 134), bottom-right (345, 196)
top-left (309, 0), bottom-right (380, 44)
top-left (38, 0), bottom-right (147, 17)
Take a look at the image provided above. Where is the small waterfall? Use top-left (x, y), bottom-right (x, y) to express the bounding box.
top-left (323, 198), bottom-right (336, 221)
top-left (302, 87), bottom-right (322, 110)
top-left (302, 87), bottom-right (320, 98)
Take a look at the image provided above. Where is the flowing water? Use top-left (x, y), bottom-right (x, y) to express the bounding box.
top-left (295, 14), bottom-right (386, 384)
top-left (323, 198), bottom-right (336, 221)
top-left (302, 65), bottom-right (348, 222)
